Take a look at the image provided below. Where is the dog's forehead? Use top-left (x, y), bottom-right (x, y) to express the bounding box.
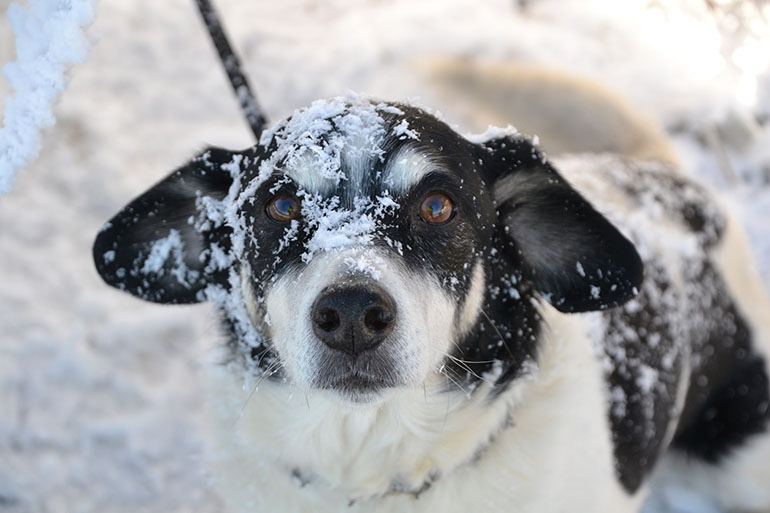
top-left (256, 97), bottom-right (462, 198)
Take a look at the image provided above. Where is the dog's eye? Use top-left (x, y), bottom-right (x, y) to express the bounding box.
top-left (419, 192), bottom-right (454, 224)
top-left (266, 195), bottom-right (301, 222)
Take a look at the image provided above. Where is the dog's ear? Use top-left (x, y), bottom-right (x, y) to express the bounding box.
top-left (93, 147), bottom-right (238, 304)
top-left (478, 134), bottom-right (643, 313)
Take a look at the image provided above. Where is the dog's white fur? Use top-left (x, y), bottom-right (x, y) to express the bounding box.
top-left (383, 145), bottom-right (438, 193)
top-left (201, 59), bottom-right (770, 513)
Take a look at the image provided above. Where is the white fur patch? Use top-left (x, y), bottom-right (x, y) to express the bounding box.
top-left (382, 145), bottom-right (437, 193)
top-left (456, 260), bottom-right (485, 337)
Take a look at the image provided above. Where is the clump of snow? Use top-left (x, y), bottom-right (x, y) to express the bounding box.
top-left (140, 229), bottom-right (198, 287)
top-left (0, 0), bottom-right (94, 195)
top-left (464, 125), bottom-right (519, 144)
top-left (257, 95), bottom-right (397, 187)
top-left (298, 190), bottom-right (399, 263)
top-left (392, 118), bottom-right (419, 140)
top-left (195, 152), bottom-right (270, 354)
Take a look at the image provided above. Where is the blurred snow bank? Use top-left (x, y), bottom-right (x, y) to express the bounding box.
top-left (0, 0), bottom-right (94, 195)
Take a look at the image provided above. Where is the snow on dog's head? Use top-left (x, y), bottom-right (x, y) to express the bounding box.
top-left (93, 95), bottom-right (643, 402)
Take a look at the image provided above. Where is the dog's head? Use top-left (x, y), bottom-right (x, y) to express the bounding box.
top-left (93, 97), bottom-right (642, 402)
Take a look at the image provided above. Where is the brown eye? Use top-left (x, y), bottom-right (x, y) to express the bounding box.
top-left (266, 195), bottom-right (301, 222)
top-left (419, 192), bottom-right (454, 224)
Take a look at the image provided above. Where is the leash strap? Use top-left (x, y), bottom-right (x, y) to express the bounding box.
top-left (194, 0), bottom-right (268, 141)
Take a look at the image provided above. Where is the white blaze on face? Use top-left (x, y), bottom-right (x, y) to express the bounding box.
top-left (382, 145), bottom-right (438, 194)
top-left (263, 248), bottom-right (458, 391)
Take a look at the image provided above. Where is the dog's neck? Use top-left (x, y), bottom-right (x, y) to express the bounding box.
top-left (205, 359), bottom-right (535, 502)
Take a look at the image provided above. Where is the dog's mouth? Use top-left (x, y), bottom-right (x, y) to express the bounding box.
top-left (331, 372), bottom-right (388, 392)
top-left (315, 360), bottom-right (401, 402)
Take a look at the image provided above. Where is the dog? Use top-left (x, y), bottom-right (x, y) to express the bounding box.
top-left (93, 70), bottom-right (770, 513)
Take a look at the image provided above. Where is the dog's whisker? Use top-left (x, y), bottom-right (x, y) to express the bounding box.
top-left (425, 346), bottom-right (495, 387)
top-left (232, 358), bottom-right (283, 429)
top-left (437, 364), bottom-right (469, 397)
top-left (480, 308), bottom-right (518, 365)
top-left (232, 379), bottom-right (259, 429)
top-left (252, 342), bottom-right (275, 369)
top-left (438, 351), bottom-right (494, 386)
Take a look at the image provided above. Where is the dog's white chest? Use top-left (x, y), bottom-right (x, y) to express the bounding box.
top-left (201, 308), bottom-right (638, 513)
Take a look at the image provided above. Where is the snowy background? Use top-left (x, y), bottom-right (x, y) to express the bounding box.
top-left (1, 0), bottom-right (769, 512)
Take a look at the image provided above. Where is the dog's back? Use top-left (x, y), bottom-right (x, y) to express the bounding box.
top-left (421, 57), bottom-right (678, 165)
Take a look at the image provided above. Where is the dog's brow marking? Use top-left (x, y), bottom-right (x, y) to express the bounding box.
top-left (283, 150), bottom-right (338, 195)
top-left (383, 145), bottom-right (437, 193)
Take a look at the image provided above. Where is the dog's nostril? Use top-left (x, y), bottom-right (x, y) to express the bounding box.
top-left (315, 308), bottom-right (341, 333)
top-left (363, 306), bottom-right (393, 334)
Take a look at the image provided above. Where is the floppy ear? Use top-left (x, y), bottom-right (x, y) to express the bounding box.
top-left (93, 147), bottom-right (238, 304)
top-left (479, 134), bottom-right (643, 313)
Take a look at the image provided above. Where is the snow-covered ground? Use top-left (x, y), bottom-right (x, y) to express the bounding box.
top-left (0, 0), bottom-right (768, 512)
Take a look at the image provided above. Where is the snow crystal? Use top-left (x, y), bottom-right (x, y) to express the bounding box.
top-left (344, 253), bottom-right (385, 280)
top-left (102, 250), bottom-right (115, 264)
top-left (141, 230), bottom-right (197, 287)
top-left (372, 102), bottom-right (402, 115)
top-left (610, 385), bottom-right (627, 418)
top-left (0, 0), bottom-right (94, 195)
top-left (463, 125), bottom-right (519, 144)
top-left (392, 119), bottom-right (420, 140)
top-left (637, 365), bottom-right (659, 394)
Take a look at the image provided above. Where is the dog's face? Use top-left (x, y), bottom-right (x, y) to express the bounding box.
top-left (93, 98), bottom-right (643, 402)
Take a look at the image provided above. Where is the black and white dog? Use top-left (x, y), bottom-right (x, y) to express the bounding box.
top-left (93, 94), bottom-right (770, 512)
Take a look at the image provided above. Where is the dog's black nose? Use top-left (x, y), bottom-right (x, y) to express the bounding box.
top-left (311, 282), bottom-right (396, 355)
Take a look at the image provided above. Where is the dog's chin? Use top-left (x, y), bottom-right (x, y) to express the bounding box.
top-left (300, 344), bottom-right (408, 404)
top-left (303, 363), bottom-right (406, 404)
top-left (320, 372), bottom-right (399, 404)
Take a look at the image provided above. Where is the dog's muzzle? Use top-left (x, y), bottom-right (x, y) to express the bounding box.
top-left (311, 280), bottom-right (397, 356)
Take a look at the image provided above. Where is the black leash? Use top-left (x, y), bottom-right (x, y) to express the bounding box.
top-left (194, 0), bottom-right (268, 141)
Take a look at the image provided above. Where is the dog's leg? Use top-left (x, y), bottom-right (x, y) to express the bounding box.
top-left (646, 211), bottom-right (770, 513)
